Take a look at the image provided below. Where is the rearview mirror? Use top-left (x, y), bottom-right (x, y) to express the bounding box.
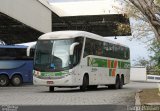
top-left (27, 43), bottom-right (36, 56)
top-left (69, 42), bottom-right (79, 55)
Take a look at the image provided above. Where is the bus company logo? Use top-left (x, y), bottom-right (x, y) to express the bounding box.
top-left (88, 57), bottom-right (98, 67)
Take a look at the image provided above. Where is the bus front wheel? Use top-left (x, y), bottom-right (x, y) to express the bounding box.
top-left (11, 75), bottom-right (23, 86)
top-left (80, 75), bottom-right (89, 91)
top-left (0, 75), bottom-right (9, 87)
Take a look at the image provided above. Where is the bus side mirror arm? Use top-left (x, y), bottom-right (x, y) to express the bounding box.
top-left (69, 42), bottom-right (79, 55)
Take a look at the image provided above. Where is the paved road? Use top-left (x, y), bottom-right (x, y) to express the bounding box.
top-left (0, 82), bottom-right (159, 111)
top-left (0, 82), bottom-right (158, 106)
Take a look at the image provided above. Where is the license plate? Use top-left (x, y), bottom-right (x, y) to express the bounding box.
top-left (47, 81), bottom-right (54, 84)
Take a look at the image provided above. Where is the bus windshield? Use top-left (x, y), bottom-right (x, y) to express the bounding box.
top-left (34, 39), bottom-right (74, 72)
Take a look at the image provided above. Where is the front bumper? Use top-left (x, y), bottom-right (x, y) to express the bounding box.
top-left (33, 75), bottom-right (73, 86)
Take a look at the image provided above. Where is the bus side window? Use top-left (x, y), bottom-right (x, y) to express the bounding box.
top-left (97, 48), bottom-right (102, 56)
top-left (114, 45), bottom-right (118, 58)
top-left (83, 44), bottom-right (89, 57)
top-left (104, 43), bottom-right (109, 57)
top-left (90, 39), bottom-right (95, 55)
top-left (84, 38), bottom-right (92, 57)
top-left (126, 48), bottom-right (130, 60)
top-left (73, 45), bottom-right (81, 66)
top-left (120, 47), bottom-right (124, 59)
top-left (108, 43), bottom-right (114, 58)
top-left (0, 48), bottom-right (5, 60)
top-left (71, 37), bottom-right (84, 65)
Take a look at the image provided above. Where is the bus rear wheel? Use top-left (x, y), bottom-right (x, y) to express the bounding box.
top-left (119, 76), bottom-right (124, 89)
top-left (0, 75), bottom-right (9, 87)
top-left (80, 75), bottom-right (89, 91)
top-left (115, 76), bottom-right (120, 89)
top-left (108, 76), bottom-right (120, 89)
top-left (49, 86), bottom-right (55, 92)
top-left (11, 75), bottom-right (22, 86)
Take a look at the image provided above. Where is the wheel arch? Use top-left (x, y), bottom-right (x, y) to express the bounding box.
top-left (116, 74), bottom-right (120, 78)
top-left (84, 73), bottom-right (89, 78)
top-left (0, 73), bottom-right (9, 79)
top-left (81, 73), bottom-right (89, 85)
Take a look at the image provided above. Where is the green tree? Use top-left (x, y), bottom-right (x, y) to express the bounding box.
top-left (149, 40), bottom-right (160, 67)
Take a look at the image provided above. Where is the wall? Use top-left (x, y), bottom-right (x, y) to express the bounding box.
top-left (0, 0), bottom-right (52, 33)
top-left (130, 67), bottom-right (147, 81)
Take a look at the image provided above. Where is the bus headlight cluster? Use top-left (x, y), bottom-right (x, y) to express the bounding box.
top-left (34, 70), bottom-right (41, 77)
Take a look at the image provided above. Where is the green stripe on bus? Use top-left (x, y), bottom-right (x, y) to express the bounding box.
top-left (111, 60), bottom-right (114, 68)
top-left (38, 71), bottom-right (69, 77)
top-left (88, 57), bottom-right (130, 69)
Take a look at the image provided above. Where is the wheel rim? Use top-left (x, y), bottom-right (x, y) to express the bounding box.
top-left (13, 77), bottom-right (21, 85)
top-left (0, 78), bottom-right (6, 86)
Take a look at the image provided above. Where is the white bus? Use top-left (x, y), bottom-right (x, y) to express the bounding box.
top-left (33, 31), bottom-right (130, 91)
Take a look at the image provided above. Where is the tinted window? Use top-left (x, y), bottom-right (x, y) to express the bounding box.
top-left (84, 38), bottom-right (103, 57)
top-left (0, 47), bottom-right (32, 60)
top-left (147, 76), bottom-right (154, 79)
top-left (84, 38), bottom-right (129, 60)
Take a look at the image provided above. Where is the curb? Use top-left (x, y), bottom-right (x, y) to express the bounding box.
top-left (135, 90), bottom-right (142, 106)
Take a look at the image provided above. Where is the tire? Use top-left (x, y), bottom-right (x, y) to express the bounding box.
top-left (115, 76), bottom-right (120, 89)
top-left (0, 75), bottom-right (9, 87)
top-left (11, 75), bottom-right (23, 86)
top-left (108, 76), bottom-right (120, 89)
top-left (119, 76), bottom-right (124, 89)
top-left (80, 75), bottom-right (89, 91)
top-left (49, 86), bottom-right (55, 92)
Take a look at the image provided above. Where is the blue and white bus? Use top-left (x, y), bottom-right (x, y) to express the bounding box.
top-left (0, 45), bottom-right (34, 86)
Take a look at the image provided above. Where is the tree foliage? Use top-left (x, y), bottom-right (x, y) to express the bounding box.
top-left (133, 57), bottom-right (150, 67)
top-left (128, 0), bottom-right (160, 43)
top-left (124, 0), bottom-right (160, 74)
top-left (149, 40), bottom-right (160, 67)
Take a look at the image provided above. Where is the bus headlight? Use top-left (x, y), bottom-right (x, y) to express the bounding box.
top-left (34, 70), bottom-right (41, 77)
